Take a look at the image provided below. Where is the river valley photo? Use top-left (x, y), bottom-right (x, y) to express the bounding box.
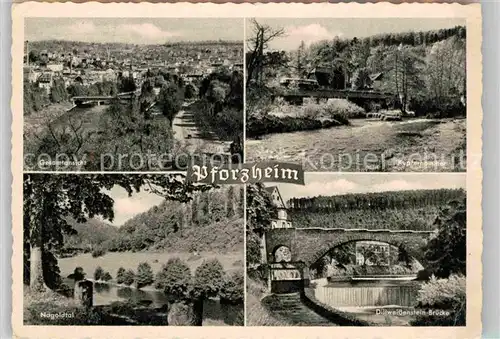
top-left (23, 173), bottom-right (244, 326)
top-left (23, 18), bottom-right (244, 171)
top-left (246, 173), bottom-right (466, 326)
top-left (245, 18), bottom-right (467, 172)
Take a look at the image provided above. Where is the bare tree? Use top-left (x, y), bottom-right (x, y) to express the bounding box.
top-left (246, 19), bottom-right (285, 84)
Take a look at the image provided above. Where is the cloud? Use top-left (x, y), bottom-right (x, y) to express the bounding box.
top-left (271, 24), bottom-right (341, 51)
top-left (68, 21), bottom-right (97, 35)
top-left (117, 23), bottom-right (181, 42)
top-left (370, 180), bottom-right (426, 193)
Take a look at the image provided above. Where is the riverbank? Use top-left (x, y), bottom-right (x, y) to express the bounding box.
top-left (246, 118), bottom-right (466, 172)
top-left (24, 101), bottom-right (74, 137)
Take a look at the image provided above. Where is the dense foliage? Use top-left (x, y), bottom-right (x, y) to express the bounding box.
top-left (136, 262), bottom-right (154, 289)
top-left (411, 274), bottom-right (466, 326)
top-left (246, 184), bottom-right (277, 266)
top-left (191, 68), bottom-right (243, 153)
top-left (423, 198), bottom-right (466, 278)
top-left (99, 186), bottom-right (243, 253)
top-left (287, 189), bottom-right (465, 231)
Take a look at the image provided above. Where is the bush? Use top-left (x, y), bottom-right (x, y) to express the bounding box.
top-left (411, 274), bottom-right (466, 326)
top-left (192, 259), bottom-right (225, 299)
top-left (324, 99), bottom-right (365, 120)
top-left (122, 270), bottom-right (135, 286)
top-left (94, 266), bottom-right (104, 281)
top-left (136, 262), bottom-right (154, 289)
top-left (102, 272), bottom-right (113, 282)
top-left (116, 267), bottom-right (126, 284)
top-left (155, 258), bottom-right (192, 301)
top-left (91, 247), bottom-right (106, 258)
top-left (219, 271), bottom-right (244, 304)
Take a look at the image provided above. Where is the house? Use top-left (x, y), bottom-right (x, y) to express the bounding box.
top-left (37, 72), bottom-right (53, 94)
top-left (46, 63), bottom-right (63, 73)
top-left (368, 72), bottom-right (384, 89)
top-left (355, 241), bottom-right (390, 266)
top-left (265, 186), bottom-right (293, 229)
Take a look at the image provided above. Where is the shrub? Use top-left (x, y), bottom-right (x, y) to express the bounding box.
top-left (91, 247), bottom-right (106, 258)
top-left (324, 99), bottom-right (365, 120)
top-left (122, 270), bottom-right (135, 286)
top-left (102, 272), bottom-right (113, 282)
top-left (192, 259), bottom-right (225, 299)
top-left (155, 258), bottom-right (192, 301)
top-left (219, 271), bottom-right (244, 304)
top-left (411, 274), bottom-right (466, 326)
top-left (136, 262), bottom-right (154, 289)
top-left (94, 266), bottom-right (104, 281)
top-left (116, 267), bottom-right (126, 284)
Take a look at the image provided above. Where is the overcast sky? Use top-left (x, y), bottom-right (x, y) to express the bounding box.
top-left (248, 18), bottom-right (466, 51)
top-left (271, 173), bottom-right (466, 203)
top-left (25, 18), bottom-right (244, 44)
top-left (99, 185), bottom-right (165, 227)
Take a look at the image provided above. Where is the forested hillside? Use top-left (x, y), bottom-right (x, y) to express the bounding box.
top-left (287, 189), bottom-right (465, 231)
top-left (63, 186), bottom-right (244, 254)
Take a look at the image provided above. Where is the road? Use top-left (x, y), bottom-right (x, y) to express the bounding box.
top-left (172, 101), bottom-right (231, 156)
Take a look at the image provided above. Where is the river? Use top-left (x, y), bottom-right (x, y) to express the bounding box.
top-left (246, 118), bottom-right (466, 172)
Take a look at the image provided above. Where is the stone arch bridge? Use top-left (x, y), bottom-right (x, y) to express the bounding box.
top-left (265, 227), bottom-right (434, 267)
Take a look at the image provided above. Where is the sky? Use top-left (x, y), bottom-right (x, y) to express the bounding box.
top-left (271, 173), bottom-right (466, 203)
top-left (248, 18), bottom-right (466, 51)
top-left (99, 185), bottom-right (165, 227)
top-left (25, 18), bottom-right (244, 44)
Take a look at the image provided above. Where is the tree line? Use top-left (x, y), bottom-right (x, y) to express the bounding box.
top-left (64, 185), bottom-right (244, 255)
top-left (287, 188), bottom-right (465, 212)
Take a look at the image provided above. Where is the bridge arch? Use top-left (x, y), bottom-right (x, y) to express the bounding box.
top-left (307, 238), bottom-right (426, 269)
top-left (265, 228), bottom-right (433, 267)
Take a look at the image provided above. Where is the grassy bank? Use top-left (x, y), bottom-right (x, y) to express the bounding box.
top-left (246, 99), bottom-right (363, 138)
top-left (246, 278), bottom-right (290, 326)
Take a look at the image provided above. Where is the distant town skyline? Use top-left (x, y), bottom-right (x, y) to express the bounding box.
top-left (249, 18), bottom-right (466, 51)
top-left (25, 18), bottom-right (244, 45)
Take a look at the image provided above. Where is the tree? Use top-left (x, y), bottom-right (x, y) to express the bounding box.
top-left (156, 257), bottom-right (192, 301)
top-left (219, 270), bottom-right (244, 304)
top-left (425, 36), bottom-right (466, 113)
top-left (116, 267), bottom-right (126, 284)
top-left (296, 40), bottom-right (307, 78)
top-left (94, 266), bottom-right (104, 281)
top-left (246, 19), bottom-right (285, 84)
top-left (424, 198), bottom-right (466, 278)
top-left (192, 259), bottom-right (225, 325)
top-left (23, 173), bottom-right (208, 292)
top-left (102, 272), bottom-right (113, 282)
top-left (377, 45), bottom-right (425, 113)
top-left (158, 81), bottom-right (183, 123)
top-left (122, 269), bottom-right (135, 286)
top-left (246, 184), bottom-right (277, 266)
top-left (119, 74), bottom-right (137, 93)
top-left (136, 262), bottom-right (154, 289)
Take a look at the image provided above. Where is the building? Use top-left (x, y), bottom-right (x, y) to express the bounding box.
top-left (265, 186), bottom-right (293, 229)
top-left (355, 241), bottom-right (391, 266)
top-left (46, 63), bottom-right (63, 73)
top-left (37, 72), bottom-right (53, 94)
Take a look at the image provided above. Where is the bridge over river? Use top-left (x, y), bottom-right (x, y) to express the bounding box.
top-left (274, 88), bottom-right (395, 106)
top-left (71, 90), bottom-right (140, 107)
top-left (258, 227), bottom-right (434, 324)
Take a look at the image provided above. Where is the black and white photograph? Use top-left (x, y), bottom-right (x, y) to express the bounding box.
top-left (23, 18), bottom-right (244, 171)
top-left (246, 173), bottom-right (466, 326)
top-left (245, 18), bottom-right (467, 172)
top-left (23, 173), bottom-right (244, 326)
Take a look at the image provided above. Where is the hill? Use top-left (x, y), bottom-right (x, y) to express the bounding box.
top-left (63, 217), bottom-right (119, 252)
top-left (286, 189), bottom-right (465, 231)
top-left (100, 185), bottom-right (244, 253)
